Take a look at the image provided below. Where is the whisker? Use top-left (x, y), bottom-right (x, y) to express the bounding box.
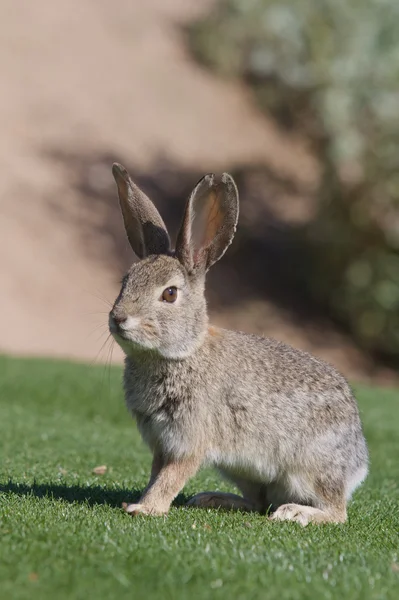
top-left (106, 338), bottom-right (115, 399)
top-left (100, 335), bottom-right (115, 403)
top-left (93, 329), bottom-right (110, 345)
top-left (95, 331), bottom-right (107, 342)
top-left (87, 323), bottom-right (108, 339)
top-left (83, 288), bottom-right (113, 309)
top-left (93, 288), bottom-right (114, 308)
top-left (91, 333), bottom-right (112, 367)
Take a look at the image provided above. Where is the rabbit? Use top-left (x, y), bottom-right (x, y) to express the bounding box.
top-left (108, 163), bottom-right (368, 526)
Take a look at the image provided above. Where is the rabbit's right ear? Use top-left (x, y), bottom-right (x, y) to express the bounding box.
top-left (112, 163), bottom-right (171, 259)
top-left (175, 173), bottom-right (239, 274)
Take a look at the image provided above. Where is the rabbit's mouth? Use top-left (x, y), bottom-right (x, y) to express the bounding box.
top-left (110, 326), bottom-right (142, 350)
top-left (109, 314), bottom-right (140, 344)
top-left (109, 313), bottom-right (159, 353)
top-left (109, 313), bottom-right (140, 334)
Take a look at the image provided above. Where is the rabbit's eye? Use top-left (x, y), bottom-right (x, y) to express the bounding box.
top-left (161, 286), bottom-right (178, 303)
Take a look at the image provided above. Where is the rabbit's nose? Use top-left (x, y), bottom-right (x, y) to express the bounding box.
top-left (113, 314), bottom-right (127, 326)
top-left (109, 312), bottom-right (127, 333)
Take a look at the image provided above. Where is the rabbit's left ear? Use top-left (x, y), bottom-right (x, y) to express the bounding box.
top-left (175, 173), bottom-right (239, 273)
top-left (112, 163), bottom-right (171, 259)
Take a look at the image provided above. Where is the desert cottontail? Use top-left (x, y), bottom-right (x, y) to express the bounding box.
top-left (109, 163), bottom-right (368, 526)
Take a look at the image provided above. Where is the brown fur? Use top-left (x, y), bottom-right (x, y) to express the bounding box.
top-left (208, 325), bottom-right (222, 338)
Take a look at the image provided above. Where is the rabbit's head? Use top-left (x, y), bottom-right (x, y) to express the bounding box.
top-left (109, 164), bottom-right (239, 359)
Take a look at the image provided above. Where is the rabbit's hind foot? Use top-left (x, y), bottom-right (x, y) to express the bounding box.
top-left (269, 503), bottom-right (346, 526)
top-left (186, 491), bottom-right (254, 512)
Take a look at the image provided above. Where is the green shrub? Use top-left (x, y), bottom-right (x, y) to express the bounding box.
top-left (190, 0), bottom-right (399, 359)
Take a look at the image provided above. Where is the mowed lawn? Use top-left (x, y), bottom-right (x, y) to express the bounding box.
top-left (0, 355), bottom-right (398, 600)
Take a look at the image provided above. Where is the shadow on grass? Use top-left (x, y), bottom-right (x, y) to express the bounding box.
top-left (0, 480), bottom-right (190, 509)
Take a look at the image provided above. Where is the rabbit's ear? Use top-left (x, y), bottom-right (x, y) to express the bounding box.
top-left (112, 163), bottom-right (171, 259)
top-left (175, 173), bottom-right (239, 273)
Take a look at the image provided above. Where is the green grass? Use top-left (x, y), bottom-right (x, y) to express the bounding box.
top-left (0, 355), bottom-right (398, 600)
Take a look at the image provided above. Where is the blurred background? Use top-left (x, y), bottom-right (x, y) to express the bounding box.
top-left (1, 0), bottom-right (398, 383)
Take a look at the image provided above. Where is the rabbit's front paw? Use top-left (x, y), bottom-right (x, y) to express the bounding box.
top-left (121, 502), bottom-right (167, 516)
